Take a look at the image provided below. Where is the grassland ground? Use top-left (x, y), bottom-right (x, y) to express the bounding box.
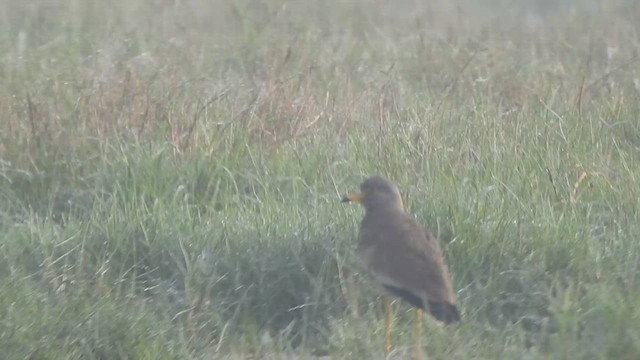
top-left (1, 0), bottom-right (640, 358)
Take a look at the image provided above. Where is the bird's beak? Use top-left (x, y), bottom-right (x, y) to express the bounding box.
top-left (341, 192), bottom-right (363, 203)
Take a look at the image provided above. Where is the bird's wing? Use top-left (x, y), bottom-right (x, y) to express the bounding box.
top-left (360, 214), bottom-right (456, 305)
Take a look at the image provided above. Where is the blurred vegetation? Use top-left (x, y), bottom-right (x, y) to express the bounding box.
top-left (1, 0), bottom-right (640, 358)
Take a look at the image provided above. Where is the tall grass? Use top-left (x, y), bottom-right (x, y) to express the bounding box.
top-left (1, 0), bottom-right (640, 358)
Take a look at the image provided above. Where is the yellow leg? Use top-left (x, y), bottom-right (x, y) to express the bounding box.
top-left (414, 308), bottom-right (425, 360)
top-left (383, 294), bottom-right (393, 356)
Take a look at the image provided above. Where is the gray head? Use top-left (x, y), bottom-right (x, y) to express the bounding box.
top-left (342, 176), bottom-right (404, 213)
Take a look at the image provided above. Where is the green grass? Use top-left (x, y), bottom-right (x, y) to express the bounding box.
top-left (1, 0), bottom-right (640, 358)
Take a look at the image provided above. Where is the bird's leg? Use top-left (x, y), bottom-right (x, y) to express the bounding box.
top-left (414, 308), bottom-right (425, 360)
top-left (384, 293), bottom-right (393, 356)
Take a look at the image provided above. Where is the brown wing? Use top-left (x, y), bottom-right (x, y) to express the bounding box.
top-left (358, 212), bottom-right (460, 323)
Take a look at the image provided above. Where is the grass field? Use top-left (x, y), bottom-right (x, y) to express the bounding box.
top-left (1, 0), bottom-right (640, 358)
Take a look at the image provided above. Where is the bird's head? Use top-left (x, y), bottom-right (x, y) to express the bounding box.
top-left (341, 176), bottom-right (404, 213)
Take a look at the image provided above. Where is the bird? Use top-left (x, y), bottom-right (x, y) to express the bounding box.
top-left (342, 176), bottom-right (460, 357)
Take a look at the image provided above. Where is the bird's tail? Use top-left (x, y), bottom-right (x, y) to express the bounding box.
top-left (428, 301), bottom-right (461, 325)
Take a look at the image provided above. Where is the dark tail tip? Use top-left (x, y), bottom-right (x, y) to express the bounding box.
top-left (428, 301), bottom-right (461, 325)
